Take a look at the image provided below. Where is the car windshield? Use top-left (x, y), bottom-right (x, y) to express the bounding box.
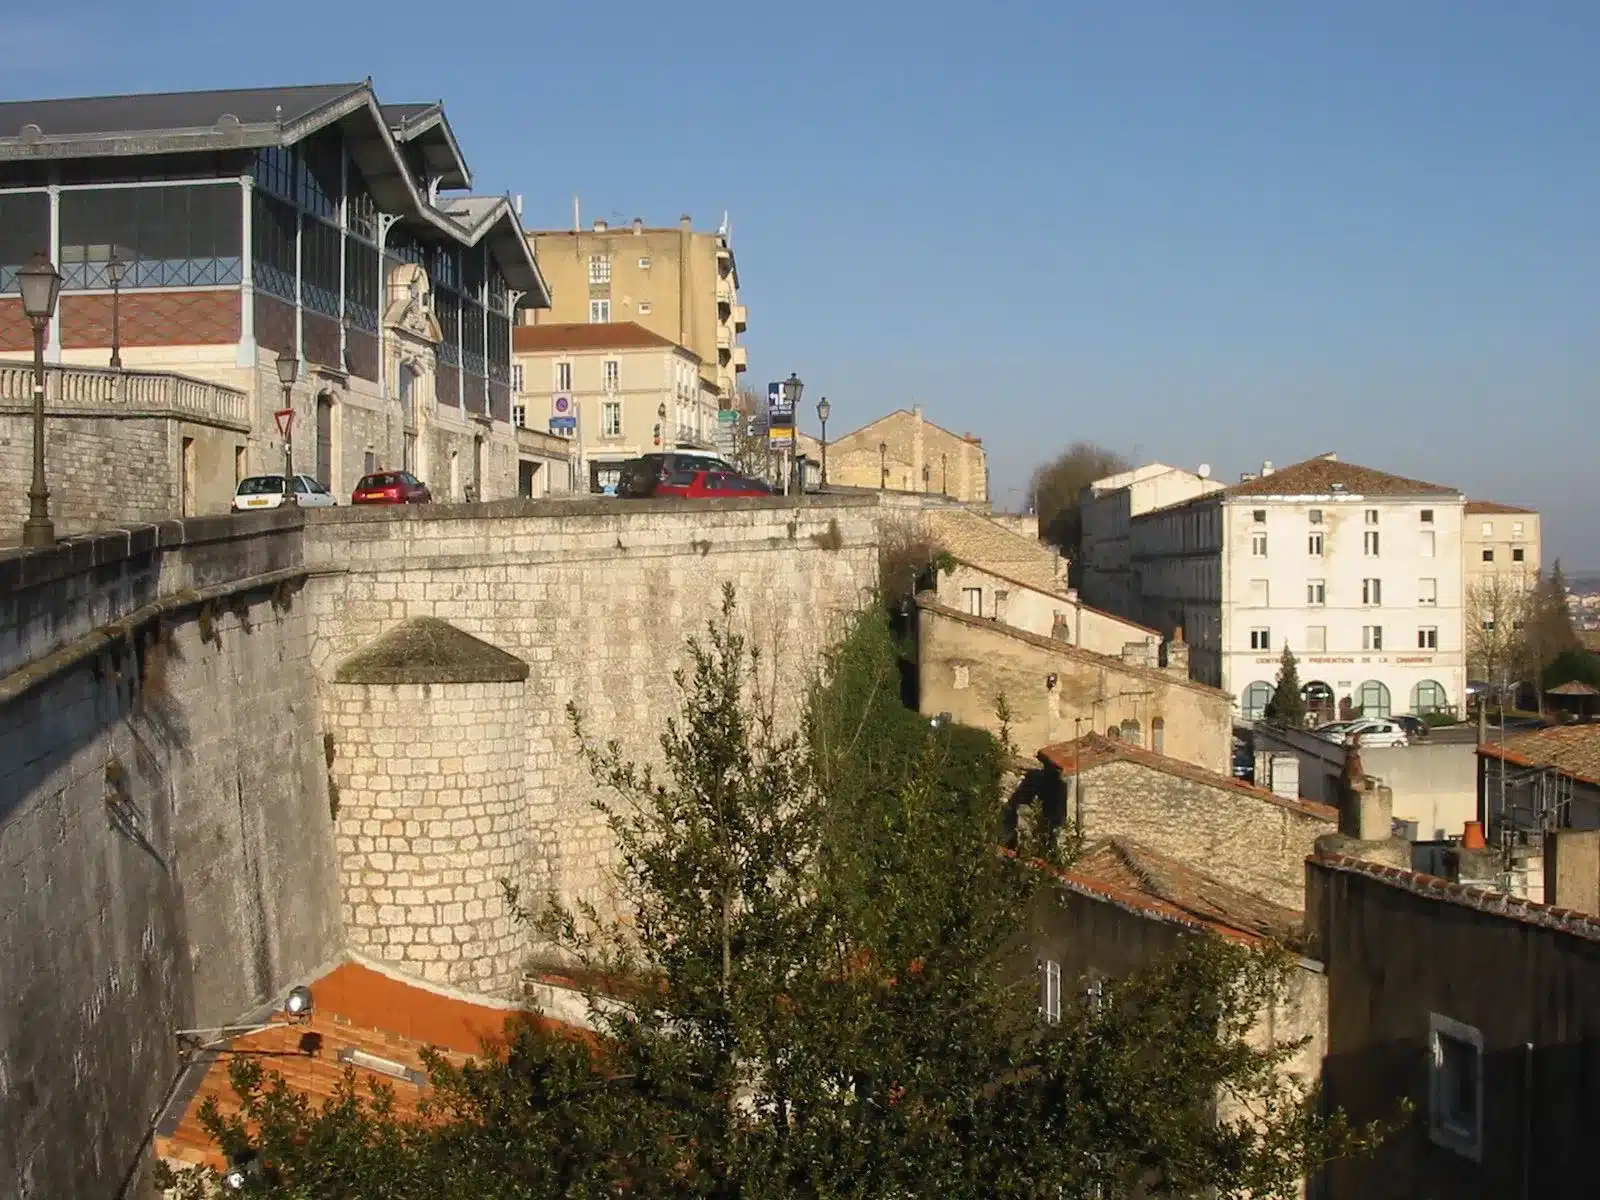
top-left (359, 474), bottom-right (401, 489)
top-left (237, 476), bottom-right (285, 495)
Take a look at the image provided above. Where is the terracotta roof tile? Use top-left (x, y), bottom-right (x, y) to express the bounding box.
top-left (1478, 724), bottom-right (1600, 787)
top-left (513, 321), bottom-right (694, 357)
top-left (1224, 455), bottom-right (1459, 499)
top-left (1037, 732), bottom-right (1338, 822)
top-left (1464, 499), bottom-right (1537, 515)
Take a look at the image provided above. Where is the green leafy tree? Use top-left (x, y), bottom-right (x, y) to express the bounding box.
top-left (161, 589), bottom-right (1388, 1198)
top-left (1263, 646), bottom-right (1307, 727)
top-left (1028, 442), bottom-right (1130, 561)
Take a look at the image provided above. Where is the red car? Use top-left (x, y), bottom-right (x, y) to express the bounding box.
top-left (654, 468), bottom-right (774, 499)
top-left (351, 471), bottom-right (432, 505)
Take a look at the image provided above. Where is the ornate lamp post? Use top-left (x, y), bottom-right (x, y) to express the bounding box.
top-left (106, 256), bottom-right (126, 369)
top-left (18, 252), bottom-right (63, 548)
top-left (879, 441), bottom-right (888, 490)
top-left (275, 356), bottom-right (299, 505)
top-left (780, 373), bottom-right (803, 495)
top-left (816, 395), bottom-right (831, 488)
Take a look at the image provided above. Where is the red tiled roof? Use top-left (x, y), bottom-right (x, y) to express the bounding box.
top-left (154, 961), bottom-right (584, 1172)
top-left (1477, 724), bottom-right (1600, 787)
top-left (1464, 499), bottom-right (1537, 515)
top-left (1312, 850), bottom-right (1600, 941)
top-left (1037, 732), bottom-right (1338, 822)
top-left (1224, 455), bottom-right (1459, 499)
top-left (513, 321), bottom-right (694, 357)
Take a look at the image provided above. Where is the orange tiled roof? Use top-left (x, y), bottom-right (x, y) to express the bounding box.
top-left (1037, 732), bottom-right (1338, 822)
top-left (1478, 724), bottom-right (1600, 787)
top-left (1059, 838), bottom-right (1305, 944)
top-left (1464, 499), bottom-right (1537, 515)
top-left (1224, 455), bottom-right (1459, 499)
top-left (154, 961), bottom-right (579, 1173)
top-left (513, 321), bottom-right (694, 357)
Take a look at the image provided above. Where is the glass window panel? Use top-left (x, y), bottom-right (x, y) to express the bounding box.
top-left (59, 185), bottom-right (242, 290)
top-left (0, 191), bottom-right (50, 292)
top-left (344, 238), bottom-right (380, 331)
top-left (302, 216), bottom-right (341, 317)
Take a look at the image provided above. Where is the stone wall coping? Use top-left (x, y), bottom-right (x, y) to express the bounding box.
top-left (916, 595), bottom-right (1231, 700)
top-left (0, 510), bottom-right (304, 598)
top-left (1310, 849), bottom-right (1600, 942)
top-left (304, 492), bottom-right (881, 527)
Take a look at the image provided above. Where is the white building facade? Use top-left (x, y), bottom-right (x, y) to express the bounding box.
top-left (1080, 462), bottom-right (1224, 614)
top-left (1128, 455), bottom-right (1467, 724)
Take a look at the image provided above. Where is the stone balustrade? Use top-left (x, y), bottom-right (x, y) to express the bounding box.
top-left (0, 358), bottom-right (251, 431)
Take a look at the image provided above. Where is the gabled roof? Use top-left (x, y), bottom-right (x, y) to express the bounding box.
top-left (513, 322), bottom-right (697, 357)
top-left (1059, 838), bottom-right (1305, 944)
top-left (926, 508), bottom-right (1067, 595)
top-left (1478, 725), bottom-right (1600, 788)
top-left (335, 617), bottom-right (529, 685)
top-left (1465, 499), bottom-right (1537, 516)
top-left (829, 407), bottom-right (983, 447)
top-left (0, 81), bottom-right (549, 304)
top-left (1037, 732), bottom-right (1338, 822)
top-left (1224, 455), bottom-right (1459, 500)
top-left (382, 101), bottom-right (469, 190)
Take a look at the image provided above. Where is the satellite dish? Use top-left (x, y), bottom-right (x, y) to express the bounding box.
top-left (1198, 463), bottom-right (1212, 479)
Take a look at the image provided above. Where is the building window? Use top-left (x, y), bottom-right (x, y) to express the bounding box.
top-left (0, 191), bottom-right (50, 293)
top-left (1305, 625), bottom-right (1327, 653)
top-left (588, 254), bottom-right (610, 284)
top-left (511, 364), bottom-right (524, 392)
top-left (1251, 532), bottom-right (1268, 557)
top-left (1365, 509), bottom-right (1379, 525)
top-left (60, 184), bottom-right (245, 290)
top-left (1421, 509), bottom-right (1434, 523)
top-left (1242, 682), bottom-right (1274, 722)
top-left (1480, 521), bottom-right (1493, 537)
top-left (601, 401), bottom-right (622, 438)
top-left (1308, 532), bottom-right (1324, 557)
top-left (555, 361), bottom-right (572, 391)
top-left (1307, 580), bottom-right (1326, 606)
top-left (964, 588), bottom-right (983, 617)
top-left (1308, 508), bottom-right (1323, 525)
top-left (1362, 625), bottom-right (1383, 651)
top-left (1482, 548), bottom-right (1494, 562)
top-left (1513, 548), bottom-right (1525, 563)
top-left (1151, 717), bottom-right (1165, 754)
top-left (1414, 680), bottom-right (1448, 715)
top-left (589, 298), bottom-right (611, 323)
top-left (1248, 578), bottom-right (1269, 606)
top-left (1362, 578), bottom-right (1382, 606)
top-left (1357, 679), bottom-right (1392, 717)
top-left (1420, 577), bottom-right (1437, 606)
top-left (603, 359), bottom-right (620, 391)
top-left (512, 403), bottom-right (526, 428)
top-left (1483, 618), bottom-right (1497, 632)
top-left (1511, 521), bottom-right (1524, 538)
top-left (1364, 530), bottom-right (1380, 556)
top-left (1040, 959), bottom-right (1062, 1025)
top-left (1429, 1013), bottom-right (1483, 1161)
top-left (1250, 628), bottom-right (1271, 651)
top-left (638, 300), bottom-right (652, 315)
top-left (1420, 530), bottom-right (1435, 558)
top-left (1251, 509), bottom-right (1266, 523)
top-left (1418, 626), bottom-right (1438, 650)
top-left (638, 256), bottom-right (651, 269)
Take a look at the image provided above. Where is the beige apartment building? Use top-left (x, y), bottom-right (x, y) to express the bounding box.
top-left (822, 406), bottom-right (988, 503)
top-left (512, 322), bottom-right (717, 494)
top-left (1463, 500), bottom-right (1541, 593)
top-left (527, 216), bottom-right (745, 401)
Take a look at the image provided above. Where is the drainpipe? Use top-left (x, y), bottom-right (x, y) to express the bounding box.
top-left (1522, 1041), bottom-right (1533, 1200)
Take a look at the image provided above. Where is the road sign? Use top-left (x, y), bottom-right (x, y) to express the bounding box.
top-left (549, 416), bottom-right (577, 432)
top-left (274, 408), bottom-right (294, 439)
top-left (552, 392), bottom-right (574, 419)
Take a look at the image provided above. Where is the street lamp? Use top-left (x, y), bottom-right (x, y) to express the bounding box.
top-left (106, 256), bottom-right (126, 369)
top-left (781, 372), bottom-right (803, 409)
top-left (879, 441), bottom-right (888, 490)
top-left (18, 252), bottom-right (63, 548)
top-left (275, 356), bottom-right (298, 504)
top-left (816, 396), bottom-right (831, 488)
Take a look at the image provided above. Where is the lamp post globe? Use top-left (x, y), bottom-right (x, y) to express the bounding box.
top-left (18, 251), bottom-right (63, 549)
top-left (781, 372), bottom-right (803, 408)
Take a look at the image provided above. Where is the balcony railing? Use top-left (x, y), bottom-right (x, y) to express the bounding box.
top-left (0, 360), bottom-right (251, 431)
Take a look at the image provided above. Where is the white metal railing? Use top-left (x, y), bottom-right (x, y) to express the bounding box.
top-left (0, 360), bottom-right (251, 429)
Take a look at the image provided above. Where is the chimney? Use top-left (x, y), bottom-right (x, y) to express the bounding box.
top-left (632, 217), bottom-right (644, 234)
top-left (680, 213), bottom-right (693, 229)
top-left (513, 194), bottom-right (524, 217)
top-left (1447, 821), bottom-right (1502, 891)
top-left (1163, 630), bottom-right (1190, 678)
top-left (1239, 471), bottom-right (1257, 483)
top-left (1268, 753), bottom-right (1299, 802)
top-left (1261, 460), bottom-right (1274, 476)
top-left (1120, 638), bottom-right (1157, 669)
top-left (593, 218), bottom-right (608, 232)
top-left (1315, 739), bottom-right (1410, 869)
top-left (1544, 829), bottom-right (1600, 914)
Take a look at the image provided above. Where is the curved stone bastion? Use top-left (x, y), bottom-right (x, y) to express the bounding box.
top-left (328, 616), bottom-right (530, 995)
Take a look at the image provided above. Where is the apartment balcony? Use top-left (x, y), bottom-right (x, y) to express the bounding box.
top-left (731, 345), bottom-right (748, 371)
top-left (0, 360), bottom-right (251, 431)
top-left (716, 282), bottom-right (733, 308)
top-left (731, 304), bottom-right (747, 332)
top-left (716, 327), bottom-right (732, 350)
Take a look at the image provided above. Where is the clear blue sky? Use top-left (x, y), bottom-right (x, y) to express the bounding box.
top-left (8, 1), bottom-right (1597, 563)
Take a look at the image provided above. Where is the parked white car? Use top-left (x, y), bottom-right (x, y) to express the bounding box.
top-left (232, 474), bottom-right (339, 511)
top-left (1321, 718), bottom-right (1410, 749)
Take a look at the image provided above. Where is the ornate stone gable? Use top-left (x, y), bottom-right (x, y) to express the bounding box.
top-left (384, 262), bottom-right (444, 346)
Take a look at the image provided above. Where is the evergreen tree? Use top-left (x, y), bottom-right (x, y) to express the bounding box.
top-left (1264, 646), bottom-right (1307, 727)
top-left (161, 589), bottom-right (1389, 1199)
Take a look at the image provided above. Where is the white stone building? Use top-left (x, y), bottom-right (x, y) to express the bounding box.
top-left (1126, 454), bottom-right (1467, 723)
top-left (1080, 462), bottom-right (1224, 614)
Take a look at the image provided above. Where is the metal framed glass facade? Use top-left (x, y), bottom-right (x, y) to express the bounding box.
top-left (0, 190), bottom-right (48, 292)
top-left (58, 184), bottom-right (244, 290)
top-left (251, 191), bottom-right (298, 301)
top-left (301, 216), bottom-right (341, 318)
top-left (345, 238), bottom-right (380, 331)
top-left (434, 289), bottom-right (461, 366)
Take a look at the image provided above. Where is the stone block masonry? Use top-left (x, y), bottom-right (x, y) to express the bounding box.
top-left (304, 495), bottom-right (882, 931)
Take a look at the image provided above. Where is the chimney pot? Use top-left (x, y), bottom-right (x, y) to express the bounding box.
top-left (593, 219), bottom-right (608, 232)
top-left (680, 214), bottom-right (692, 229)
top-left (632, 217), bottom-right (643, 233)
top-left (1463, 821), bottom-right (1487, 850)
top-left (1262, 460), bottom-right (1275, 476)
